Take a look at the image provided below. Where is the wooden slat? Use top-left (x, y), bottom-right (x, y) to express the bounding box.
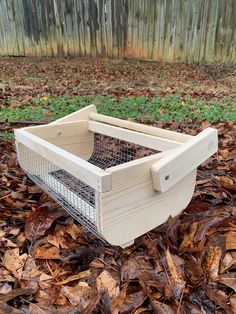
top-left (53, 105), bottom-right (97, 124)
top-left (14, 128), bottom-right (111, 192)
top-left (89, 112), bottom-right (192, 142)
top-left (88, 120), bottom-right (183, 151)
top-left (151, 128), bottom-right (218, 192)
top-left (24, 120), bottom-right (94, 159)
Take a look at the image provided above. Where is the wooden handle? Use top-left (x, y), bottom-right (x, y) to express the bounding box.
top-left (151, 128), bottom-right (218, 193)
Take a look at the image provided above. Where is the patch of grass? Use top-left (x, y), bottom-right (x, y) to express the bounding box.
top-left (0, 131), bottom-right (14, 141)
top-left (0, 95), bottom-right (235, 123)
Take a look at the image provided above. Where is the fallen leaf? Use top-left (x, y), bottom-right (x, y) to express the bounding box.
top-left (55, 269), bottom-right (91, 285)
top-left (2, 248), bottom-right (27, 279)
top-left (218, 273), bottom-right (236, 292)
top-left (0, 303), bottom-right (22, 313)
top-left (226, 232), bottom-right (236, 250)
top-left (65, 223), bottom-right (81, 240)
top-left (0, 237), bottom-right (17, 247)
top-left (230, 294), bottom-right (236, 314)
top-left (204, 244), bottom-right (223, 280)
top-left (219, 176), bottom-right (236, 192)
top-left (119, 290), bottom-right (146, 314)
top-left (0, 287), bottom-right (32, 304)
top-left (166, 248), bottom-right (186, 299)
top-left (0, 282), bottom-right (12, 294)
top-left (0, 267), bottom-right (15, 283)
top-left (96, 270), bottom-right (119, 298)
top-left (202, 283), bottom-right (233, 313)
top-left (33, 245), bottom-right (61, 259)
top-left (151, 299), bottom-right (175, 314)
top-left (61, 282), bottom-right (92, 309)
top-left (25, 207), bottom-right (63, 242)
top-left (110, 284), bottom-right (128, 314)
top-left (220, 252), bottom-right (236, 273)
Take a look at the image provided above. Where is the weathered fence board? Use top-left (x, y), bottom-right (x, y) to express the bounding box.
top-left (0, 0), bottom-right (235, 63)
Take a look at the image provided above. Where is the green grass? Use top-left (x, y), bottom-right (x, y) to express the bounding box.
top-left (0, 131), bottom-right (14, 141)
top-left (0, 95), bottom-right (235, 123)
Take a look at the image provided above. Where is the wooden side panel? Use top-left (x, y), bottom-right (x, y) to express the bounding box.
top-left (99, 153), bottom-right (197, 246)
top-left (24, 121), bottom-right (94, 160)
top-left (52, 105), bottom-right (97, 124)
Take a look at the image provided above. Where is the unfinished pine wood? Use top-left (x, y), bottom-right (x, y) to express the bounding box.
top-left (88, 120), bottom-right (182, 151)
top-left (52, 105), bottom-right (97, 124)
top-left (151, 128), bottom-right (218, 192)
top-left (14, 129), bottom-right (112, 192)
top-left (100, 152), bottom-right (197, 246)
top-left (89, 112), bottom-right (192, 142)
top-left (24, 120), bottom-right (94, 160)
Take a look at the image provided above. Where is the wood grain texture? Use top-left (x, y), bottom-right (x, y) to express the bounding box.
top-left (14, 128), bottom-right (112, 192)
top-left (24, 120), bottom-right (94, 160)
top-left (0, 0), bottom-right (235, 63)
top-left (88, 120), bottom-right (183, 151)
top-left (89, 112), bottom-right (192, 142)
top-left (100, 152), bottom-right (197, 246)
top-left (151, 128), bottom-right (218, 192)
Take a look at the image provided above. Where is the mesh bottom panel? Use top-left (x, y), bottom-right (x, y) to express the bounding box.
top-left (16, 133), bottom-right (158, 238)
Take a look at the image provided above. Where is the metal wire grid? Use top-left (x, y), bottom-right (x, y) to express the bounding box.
top-left (15, 133), bottom-right (158, 238)
top-left (89, 133), bottom-right (158, 170)
top-left (15, 141), bottom-right (101, 237)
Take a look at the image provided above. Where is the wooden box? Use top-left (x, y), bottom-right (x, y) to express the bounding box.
top-left (14, 105), bottom-right (218, 247)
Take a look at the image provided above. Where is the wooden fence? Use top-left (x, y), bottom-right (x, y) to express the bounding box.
top-left (0, 0), bottom-right (235, 63)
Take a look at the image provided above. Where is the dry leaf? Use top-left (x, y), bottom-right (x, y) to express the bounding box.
top-left (230, 294), bottom-right (236, 314)
top-left (226, 232), bottom-right (236, 250)
top-left (65, 223), bottom-right (81, 240)
top-left (166, 248), bottom-right (186, 299)
top-left (0, 287), bottom-right (32, 304)
top-left (0, 282), bottom-right (12, 294)
top-left (61, 282), bottom-right (92, 308)
top-left (96, 270), bottom-right (119, 298)
top-left (2, 248), bottom-right (27, 279)
top-left (25, 207), bottom-right (63, 242)
top-left (119, 290), bottom-right (146, 314)
top-left (55, 269), bottom-right (91, 285)
top-left (33, 245), bottom-right (61, 259)
top-left (219, 176), bottom-right (236, 192)
top-left (218, 274), bottom-right (236, 292)
top-left (204, 244), bottom-right (222, 280)
top-left (0, 268), bottom-right (15, 283)
top-left (0, 237), bottom-right (17, 247)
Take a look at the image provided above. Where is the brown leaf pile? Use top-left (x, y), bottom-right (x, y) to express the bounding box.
top-left (0, 121), bottom-right (235, 313)
top-left (0, 58), bottom-right (235, 107)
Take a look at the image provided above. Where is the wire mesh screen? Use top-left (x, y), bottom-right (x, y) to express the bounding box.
top-left (15, 141), bottom-right (100, 237)
top-left (90, 133), bottom-right (158, 169)
top-left (15, 132), bottom-right (158, 238)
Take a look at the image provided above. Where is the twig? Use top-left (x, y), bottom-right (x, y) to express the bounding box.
top-left (176, 288), bottom-right (185, 314)
top-left (0, 193), bottom-right (11, 200)
top-left (46, 259), bottom-right (60, 283)
top-left (95, 257), bottom-right (120, 273)
top-left (20, 297), bottom-right (46, 314)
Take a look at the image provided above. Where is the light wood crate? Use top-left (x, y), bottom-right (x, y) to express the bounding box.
top-left (14, 105), bottom-right (218, 247)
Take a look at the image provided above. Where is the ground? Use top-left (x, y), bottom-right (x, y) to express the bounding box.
top-left (0, 57), bottom-right (236, 313)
